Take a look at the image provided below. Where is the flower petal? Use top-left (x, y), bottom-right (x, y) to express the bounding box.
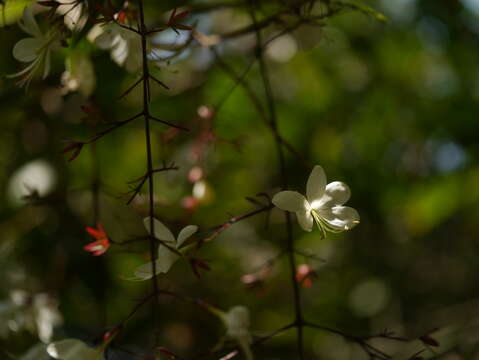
top-left (157, 245), bottom-right (181, 273)
top-left (47, 339), bottom-right (101, 359)
top-left (306, 165), bottom-right (327, 203)
top-left (89, 24), bottom-right (118, 49)
top-left (317, 181), bottom-right (351, 208)
top-left (85, 227), bottom-right (103, 240)
top-left (19, 7), bottom-right (42, 38)
top-left (143, 217), bottom-right (175, 243)
top-left (177, 225), bottom-right (198, 247)
top-left (57, 1), bottom-right (87, 31)
top-left (272, 191), bottom-right (308, 212)
top-left (133, 259), bottom-right (161, 281)
top-left (317, 206), bottom-right (360, 232)
top-left (84, 238), bottom-right (110, 256)
top-left (83, 241), bottom-right (102, 252)
top-left (296, 210), bottom-right (313, 232)
top-left (13, 38), bottom-right (41, 62)
top-left (111, 37), bottom-right (129, 66)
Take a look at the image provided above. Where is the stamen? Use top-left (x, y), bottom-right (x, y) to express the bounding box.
top-left (312, 211), bottom-right (326, 239)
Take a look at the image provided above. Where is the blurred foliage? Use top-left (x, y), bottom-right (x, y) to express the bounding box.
top-left (2, 0), bottom-right (479, 359)
top-left (0, 0), bottom-right (33, 27)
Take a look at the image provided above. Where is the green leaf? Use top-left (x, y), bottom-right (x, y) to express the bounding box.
top-left (0, 0), bottom-right (33, 27)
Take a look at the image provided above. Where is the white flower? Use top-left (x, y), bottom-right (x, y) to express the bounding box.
top-left (47, 339), bottom-right (104, 360)
top-left (223, 306), bottom-right (253, 360)
top-left (88, 22), bottom-right (142, 73)
top-left (56, 0), bottom-right (88, 31)
top-left (9, 7), bottom-right (63, 88)
top-left (272, 165), bottom-right (360, 236)
top-left (129, 217), bottom-right (198, 281)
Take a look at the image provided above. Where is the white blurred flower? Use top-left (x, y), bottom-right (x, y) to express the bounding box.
top-left (47, 339), bottom-right (104, 360)
top-left (265, 34), bottom-right (298, 63)
top-left (129, 217), bottom-right (198, 281)
top-left (8, 159), bottom-right (57, 206)
top-left (33, 294), bottom-right (63, 343)
top-left (20, 343), bottom-right (50, 360)
top-left (0, 290), bottom-right (30, 338)
top-left (0, 291), bottom-right (62, 342)
top-left (272, 165), bottom-right (360, 236)
top-left (223, 306), bottom-right (253, 360)
top-left (10, 289), bottom-right (29, 306)
top-left (61, 53), bottom-right (96, 96)
top-left (88, 22), bottom-right (142, 72)
top-left (56, 0), bottom-right (88, 31)
top-left (9, 7), bottom-right (64, 88)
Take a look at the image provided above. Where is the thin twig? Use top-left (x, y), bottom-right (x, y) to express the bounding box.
top-left (304, 322), bottom-right (398, 360)
top-left (149, 115), bottom-right (190, 131)
top-left (149, 74), bottom-right (170, 90)
top-left (199, 204), bottom-right (274, 244)
top-left (118, 76), bottom-right (144, 100)
top-left (125, 164), bottom-right (179, 205)
top-left (86, 112), bottom-right (144, 145)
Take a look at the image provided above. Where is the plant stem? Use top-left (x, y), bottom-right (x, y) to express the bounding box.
top-left (138, 0), bottom-right (160, 344)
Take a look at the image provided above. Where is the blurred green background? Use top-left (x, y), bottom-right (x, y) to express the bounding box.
top-left (2, 0), bottom-right (479, 359)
